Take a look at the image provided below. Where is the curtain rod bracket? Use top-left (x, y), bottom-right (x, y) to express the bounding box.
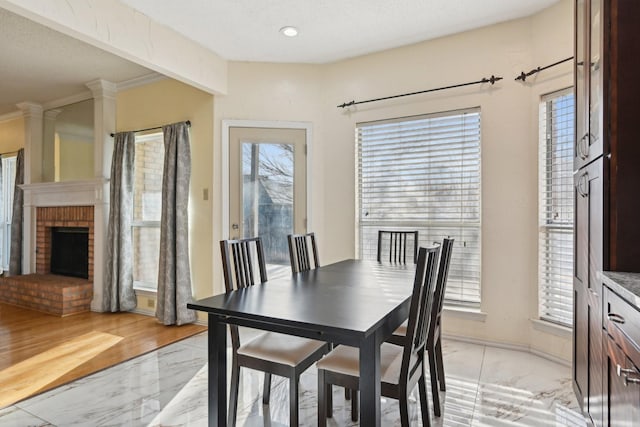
top-left (515, 57), bottom-right (573, 82)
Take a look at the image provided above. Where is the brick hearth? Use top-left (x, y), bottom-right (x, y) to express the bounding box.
top-left (0, 274), bottom-right (92, 316)
top-left (0, 206), bottom-right (95, 316)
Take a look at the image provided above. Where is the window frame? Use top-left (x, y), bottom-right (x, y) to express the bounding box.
top-left (131, 131), bottom-right (164, 292)
top-left (538, 87), bottom-right (575, 327)
top-left (355, 107), bottom-right (482, 307)
top-left (0, 155), bottom-right (16, 272)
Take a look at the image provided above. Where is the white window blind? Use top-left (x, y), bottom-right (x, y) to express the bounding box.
top-left (538, 89), bottom-right (574, 326)
top-left (0, 156), bottom-right (16, 272)
top-left (356, 108), bottom-right (482, 306)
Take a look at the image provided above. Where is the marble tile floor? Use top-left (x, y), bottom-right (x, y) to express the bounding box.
top-left (0, 332), bottom-right (587, 426)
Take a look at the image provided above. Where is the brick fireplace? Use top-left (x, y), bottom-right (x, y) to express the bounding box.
top-left (36, 206), bottom-right (94, 281)
top-left (19, 179), bottom-right (109, 312)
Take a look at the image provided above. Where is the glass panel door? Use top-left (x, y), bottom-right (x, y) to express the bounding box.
top-left (229, 127), bottom-right (306, 279)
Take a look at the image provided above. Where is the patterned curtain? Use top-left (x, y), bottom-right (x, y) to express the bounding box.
top-left (103, 132), bottom-right (137, 311)
top-left (8, 149), bottom-right (24, 276)
top-left (156, 122), bottom-right (196, 325)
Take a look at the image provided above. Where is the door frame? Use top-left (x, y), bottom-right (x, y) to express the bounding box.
top-left (221, 119), bottom-right (313, 239)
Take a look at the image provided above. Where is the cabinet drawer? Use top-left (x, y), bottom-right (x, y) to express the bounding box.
top-left (604, 286), bottom-right (640, 367)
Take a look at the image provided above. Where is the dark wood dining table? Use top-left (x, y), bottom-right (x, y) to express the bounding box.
top-left (188, 259), bottom-right (416, 426)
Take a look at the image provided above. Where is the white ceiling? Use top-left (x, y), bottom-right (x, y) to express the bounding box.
top-left (119, 0), bottom-right (560, 63)
top-left (0, 0), bottom-right (559, 117)
top-left (0, 8), bottom-right (152, 116)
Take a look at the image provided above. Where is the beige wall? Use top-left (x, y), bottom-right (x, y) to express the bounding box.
top-left (0, 116), bottom-right (25, 153)
top-left (213, 0), bottom-right (574, 361)
top-left (57, 136), bottom-right (94, 181)
top-left (116, 79), bottom-right (214, 315)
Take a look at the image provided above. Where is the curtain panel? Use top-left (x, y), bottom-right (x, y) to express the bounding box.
top-left (156, 121), bottom-right (197, 325)
top-left (104, 132), bottom-right (137, 312)
top-left (8, 148), bottom-right (24, 276)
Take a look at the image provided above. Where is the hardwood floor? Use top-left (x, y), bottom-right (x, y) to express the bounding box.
top-left (0, 303), bottom-right (206, 408)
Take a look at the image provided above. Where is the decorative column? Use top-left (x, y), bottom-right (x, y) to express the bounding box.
top-left (16, 102), bottom-right (43, 274)
top-left (86, 79), bottom-right (116, 312)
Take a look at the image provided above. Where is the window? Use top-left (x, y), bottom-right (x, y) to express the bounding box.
top-left (356, 108), bottom-right (482, 306)
top-left (0, 156), bottom-right (16, 272)
top-left (132, 133), bottom-right (164, 291)
top-left (538, 89), bottom-right (574, 326)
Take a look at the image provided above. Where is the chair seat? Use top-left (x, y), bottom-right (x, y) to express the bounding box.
top-left (316, 343), bottom-right (416, 386)
top-left (393, 320), bottom-right (408, 337)
top-left (237, 332), bottom-right (326, 367)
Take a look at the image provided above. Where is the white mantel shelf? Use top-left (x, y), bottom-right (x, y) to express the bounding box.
top-left (21, 178), bottom-right (109, 207)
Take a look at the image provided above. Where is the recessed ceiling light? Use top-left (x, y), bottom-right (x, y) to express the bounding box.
top-left (280, 26), bottom-right (298, 37)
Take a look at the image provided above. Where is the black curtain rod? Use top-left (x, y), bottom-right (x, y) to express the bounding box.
top-left (109, 120), bottom-right (191, 137)
top-left (515, 56), bottom-right (573, 82)
top-left (337, 75), bottom-right (503, 109)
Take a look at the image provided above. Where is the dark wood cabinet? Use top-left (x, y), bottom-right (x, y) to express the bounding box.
top-left (603, 284), bottom-right (640, 425)
top-left (574, 157), bottom-right (605, 426)
top-left (573, 0), bottom-right (640, 425)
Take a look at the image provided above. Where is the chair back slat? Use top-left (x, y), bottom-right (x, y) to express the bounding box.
top-left (377, 230), bottom-right (419, 264)
top-left (429, 238), bottom-right (454, 342)
top-left (400, 245), bottom-right (440, 380)
top-left (221, 237), bottom-right (267, 291)
top-left (220, 237), bottom-right (267, 351)
top-left (287, 232), bottom-right (320, 273)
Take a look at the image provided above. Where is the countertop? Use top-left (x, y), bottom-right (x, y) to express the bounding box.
top-left (600, 271), bottom-right (640, 310)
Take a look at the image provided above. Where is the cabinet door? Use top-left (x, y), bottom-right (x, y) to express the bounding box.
top-left (587, 0), bottom-right (603, 162)
top-left (605, 335), bottom-right (640, 426)
top-left (573, 157), bottom-right (604, 424)
top-left (575, 0), bottom-right (604, 170)
top-left (574, 0), bottom-right (590, 170)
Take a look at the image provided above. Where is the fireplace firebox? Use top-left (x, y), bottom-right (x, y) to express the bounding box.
top-left (50, 227), bottom-right (89, 279)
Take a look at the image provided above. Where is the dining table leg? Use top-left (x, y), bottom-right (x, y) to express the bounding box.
top-left (359, 332), bottom-right (382, 426)
top-left (209, 314), bottom-right (227, 427)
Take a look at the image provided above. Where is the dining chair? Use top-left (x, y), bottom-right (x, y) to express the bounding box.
top-left (287, 231), bottom-right (356, 407)
top-left (220, 237), bottom-right (329, 426)
top-left (287, 232), bottom-right (320, 273)
top-left (316, 245), bottom-right (441, 427)
top-left (377, 230), bottom-right (419, 264)
top-left (388, 237), bottom-right (454, 417)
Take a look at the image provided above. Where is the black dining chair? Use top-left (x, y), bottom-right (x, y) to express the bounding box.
top-left (220, 237), bottom-right (329, 426)
top-left (388, 237), bottom-right (454, 417)
top-left (287, 232), bottom-right (320, 273)
top-left (317, 245), bottom-right (440, 427)
top-left (377, 230), bottom-right (419, 264)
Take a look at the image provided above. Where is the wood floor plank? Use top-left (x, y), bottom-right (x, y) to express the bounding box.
top-left (0, 303), bottom-right (206, 408)
top-left (0, 331), bottom-right (123, 408)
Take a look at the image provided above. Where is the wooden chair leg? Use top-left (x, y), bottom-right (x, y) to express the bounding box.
top-left (435, 337), bottom-right (446, 391)
top-left (263, 372), bottom-right (272, 404)
top-left (344, 387), bottom-right (351, 400)
top-left (229, 360), bottom-right (240, 427)
top-left (289, 377), bottom-right (299, 426)
top-left (428, 350), bottom-right (442, 417)
top-left (351, 389), bottom-right (358, 422)
top-left (418, 372), bottom-right (431, 427)
top-left (318, 370), bottom-right (327, 426)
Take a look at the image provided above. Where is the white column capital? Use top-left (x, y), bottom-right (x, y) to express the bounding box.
top-left (43, 109), bottom-right (62, 120)
top-left (85, 79), bottom-right (117, 100)
top-left (16, 102), bottom-right (43, 117)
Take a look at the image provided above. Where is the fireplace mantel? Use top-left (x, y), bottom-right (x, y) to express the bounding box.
top-left (21, 178), bottom-right (109, 207)
top-left (21, 178), bottom-right (110, 312)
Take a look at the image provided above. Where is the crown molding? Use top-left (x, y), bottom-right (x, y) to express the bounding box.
top-left (0, 110), bottom-right (24, 123)
top-left (116, 72), bottom-right (167, 92)
top-left (42, 91), bottom-right (93, 110)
